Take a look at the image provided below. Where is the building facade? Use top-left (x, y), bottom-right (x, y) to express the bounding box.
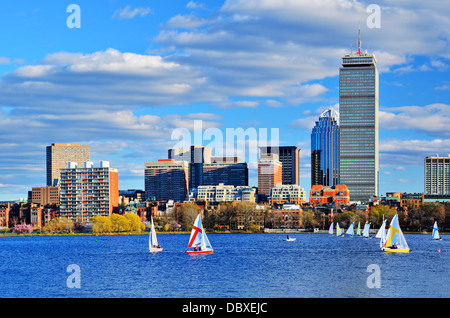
top-left (311, 108), bottom-right (340, 187)
top-left (269, 184), bottom-right (306, 206)
top-left (188, 183), bottom-right (256, 203)
top-left (424, 156), bottom-right (450, 195)
top-left (59, 161), bottom-right (119, 222)
top-left (260, 146), bottom-right (299, 185)
top-left (258, 153), bottom-right (282, 202)
top-left (144, 159), bottom-right (189, 202)
top-left (168, 146), bottom-right (212, 189)
top-left (31, 186), bottom-right (60, 206)
top-left (202, 156), bottom-right (248, 187)
top-left (309, 184), bottom-right (350, 208)
top-left (339, 32), bottom-right (379, 203)
top-left (46, 143), bottom-right (90, 187)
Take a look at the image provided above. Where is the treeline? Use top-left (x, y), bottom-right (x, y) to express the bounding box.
top-left (154, 201), bottom-right (450, 232)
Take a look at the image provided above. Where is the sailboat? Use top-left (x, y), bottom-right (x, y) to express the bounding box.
top-left (149, 217), bottom-right (163, 253)
top-left (336, 223), bottom-right (343, 236)
top-left (328, 222), bottom-right (334, 235)
top-left (356, 222), bottom-right (361, 236)
top-left (376, 219), bottom-right (387, 248)
top-left (346, 222), bottom-right (355, 236)
top-left (362, 221), bottom-right (371, 238)
top-left (382, 214), bottom-right (410, 253)
top-left (432, 221), bottom-right (442, 240)
top-left (186, 213), bottom-right (213, 254)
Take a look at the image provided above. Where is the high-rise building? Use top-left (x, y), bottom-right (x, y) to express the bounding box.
top-left (31, 186), bottom-right (60, 206)
top-left (257, 153), bottom-right (282, 202)
top-left (424, 156), bottom-right (450, 195)
top-left (339, 28), bottom-right (379, 202)
top-left (46, 143), bottom-right (90, 187)
top-left (202, 156), bottom-right (248, 187)
top-left (259, 146), bottom-right (299, 185)
top-left (144, 159), bottom-right (189, 202)
top-left (311, 108), bottom-right (340, 187)
top-left (168, 146), bottom-right (212, 189)
top-left (59, 161), bottom-right (119, 222)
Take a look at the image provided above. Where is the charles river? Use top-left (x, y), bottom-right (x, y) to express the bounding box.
top-left (0, 233), bottom-right (448, 298)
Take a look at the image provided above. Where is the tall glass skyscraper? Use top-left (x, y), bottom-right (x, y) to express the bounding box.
top-left (339, 30), bottom-right (379, 202)
top-left (311, 108), bottom-right (340, 187)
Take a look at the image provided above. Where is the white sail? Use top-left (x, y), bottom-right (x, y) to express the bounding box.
top-left (384, 214), bottom-right (409, 251)
top-left (346, 222), bottom-right (355, 236)
top-left (149, 216), bottom-right (162, 252)
top-left (336, 223), bottom-right (341, 236)
top-left (187, 214), bottom-right (213, 252)
top-left (432, 221), bottom-right (441, 240)
top-left (362, 222), bottom-right (370, 238)
top-left (356, 222), bottom-right (361, 236)
top-left (329, 222), bottom-right (334, 235)
top-left (375, 220), bottom-right (386, 238)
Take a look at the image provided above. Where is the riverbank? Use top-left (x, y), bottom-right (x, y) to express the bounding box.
top-left (0, 229), bottom-right (446, 237)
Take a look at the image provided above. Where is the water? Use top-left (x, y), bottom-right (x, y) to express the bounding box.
top-left (0, 233), bottom-right (448, 298)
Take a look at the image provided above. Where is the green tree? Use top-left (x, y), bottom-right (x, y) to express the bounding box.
top-left (302, 210), bottom-right (317, 229)
top-left (369, 205), bottom-right (396, 228)
top-left (179, 202), bottom-right (199, 231)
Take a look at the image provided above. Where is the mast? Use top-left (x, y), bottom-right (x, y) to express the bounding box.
top-left (357, 20), bottom-right (362, 55)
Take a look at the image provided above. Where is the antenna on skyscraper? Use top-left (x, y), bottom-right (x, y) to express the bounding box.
top-left (357, 20), bottom-right (362, 55)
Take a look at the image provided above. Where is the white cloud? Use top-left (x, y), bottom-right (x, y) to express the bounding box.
top-left (113, 6), bottom-right (152, 20)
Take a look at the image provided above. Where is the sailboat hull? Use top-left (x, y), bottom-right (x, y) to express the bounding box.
top-left (149, 248), bottom-right (163, 253)
top-left (383, 247), bottom-right (409, 253)
top-left (186, 249), bottom-right (213, 254)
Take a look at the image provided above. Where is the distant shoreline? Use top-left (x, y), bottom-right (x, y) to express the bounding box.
top-left (0, 230), bottom-right (445, 237)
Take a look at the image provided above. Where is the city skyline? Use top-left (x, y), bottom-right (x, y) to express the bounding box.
top-left (1, 1), bottom-right (450, 201)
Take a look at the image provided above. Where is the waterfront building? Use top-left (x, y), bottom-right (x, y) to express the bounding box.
top-left (168, 146), bottom-right (212, 189)
top-left (202, 156), bottom-right (248, 187)
top-left (424, 156), bottom-right (450, 195)
top-left (46, 143), bottom-right (90, 187)
top-left (0, 203), bottom-right (11, 228)
top-left (269, 183), bottom-right (306, 206)
top-left (188, 183), bottom-right (256, 203)
top-left (339, 28), bottom-right (379, 202)
top-left (144, 159), bottom-right (189, 202)
top-left (59, 161), bottom-right (119, 222)
top-left (258, 153), bottom-right (282, 202)
top-left (311, 108), bottom-right (340, 187)
top-left (309, 184), bottom-right (350, 208)
top-left (259, 146), bottom-right (300, 185)
top-left (31, 186), bottom-right (60, 206)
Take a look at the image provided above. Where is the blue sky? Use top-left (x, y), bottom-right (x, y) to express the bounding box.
top-left (0, 0), bottom-right (449, 201)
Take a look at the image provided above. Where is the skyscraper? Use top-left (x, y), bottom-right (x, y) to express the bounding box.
top-left (339, 28), bottom-right (379, 202)
top-left (168, 145), bottom-right (212, 189)
top-left (59, 161), bottom-right (119, 222)
top-left (311, 108), bottom-right (340, 187)
top-left (202, 156), bottom-right (249, 187)
top-left (144, 159), bottom-right (189, 201)
top-left (259, 146), bottom-right (300, 185)
top-left (424, 156), bottom-right (450, 195)
top-left (46, 143), bottom-right (90, 187)
top-left (257, 153), bottom-right (282, 202)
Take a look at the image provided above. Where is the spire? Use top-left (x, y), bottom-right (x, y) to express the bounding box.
top-left (357, 20), bottom-right (362, 55)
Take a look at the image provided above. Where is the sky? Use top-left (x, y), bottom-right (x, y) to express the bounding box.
top-left (0, 0), bottom-right (449, 201)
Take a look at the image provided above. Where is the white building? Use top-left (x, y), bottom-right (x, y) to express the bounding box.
top-left (269, 183), bottom-right (306, 205)
top-left (188, 183), bottom-right (255, 203)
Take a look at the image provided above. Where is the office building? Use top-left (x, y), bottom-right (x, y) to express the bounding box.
top-left (269, 184), bottom-right (306, 206)
top-left (59, 161), bottom-right (119, 222)
top-left (31, 186), bottom-right (60, 206)
top-left (202, 156), bottom-right (248, 187)
top-left (258, 153), bottom-right (282, 202)
top-left (46, 143), bottom-right (90, 186)
top-left (188, 183), bottom-right (256, 203)
top-left (168, 146), bottom-right (212, 189)
top-left (311, 108), bottom-right (340, 187)
top-left (424, 156), bottom-right (450, 195)
top-left (339, 28), bottom-right (379, 202)
top-left (144, 159), bottom-right (189, 202)
top-left (260, 146), bottom-right (300, 185)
